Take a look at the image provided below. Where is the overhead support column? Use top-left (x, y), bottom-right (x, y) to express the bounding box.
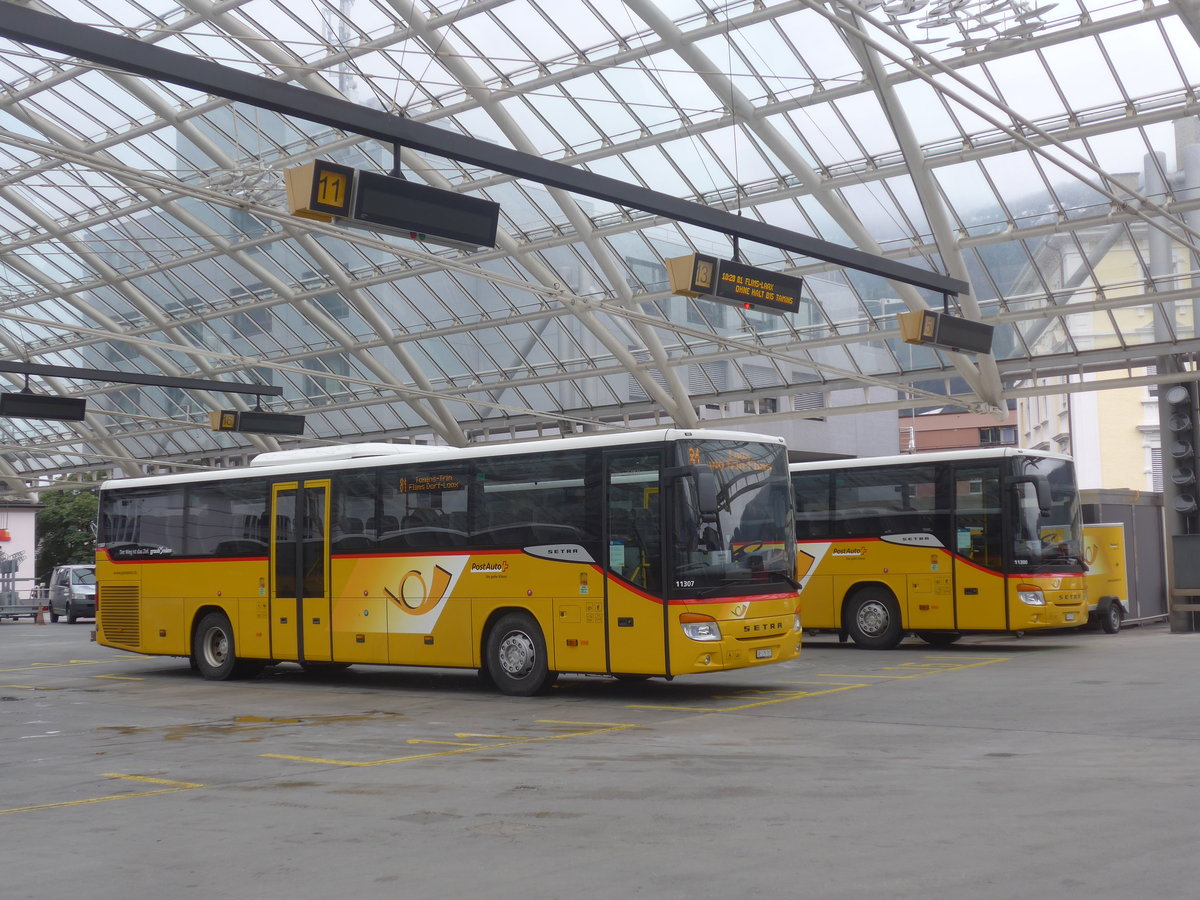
top-left (1148, 150), bottom-right (1198, 632)
top-left (832, 4), bottom-right (1004, 414)
top-left (391, 0), bottom-right (697, 427)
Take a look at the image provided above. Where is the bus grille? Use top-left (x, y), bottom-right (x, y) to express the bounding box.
top-left (99, 585), bottom-right (141, 649)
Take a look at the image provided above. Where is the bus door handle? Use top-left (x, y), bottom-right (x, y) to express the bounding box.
top-left (617, 617), bottom-right (634, 627)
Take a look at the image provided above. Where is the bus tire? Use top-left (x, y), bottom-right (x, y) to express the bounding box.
top-left (193, 611), bottom-right (240, 680)
top-left (917, 631), bottom-right (962, 647)
top-left (485, 612), bottom-right (555, 696)
top-left (845, 588), bottom-right (903, 650)
top-left (1101, 601), bottom-right (1123, 635)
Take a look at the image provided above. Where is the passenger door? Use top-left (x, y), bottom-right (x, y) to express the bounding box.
top-left (951, 463), bottom-right (1007, 630)
top-left (603, 451), bottom-right (666, 675)
top-left (270, 480), bottom-right (331, 662)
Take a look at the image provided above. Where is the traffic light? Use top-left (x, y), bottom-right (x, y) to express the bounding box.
top-left (1165, 383), bottom-right (1199, 521)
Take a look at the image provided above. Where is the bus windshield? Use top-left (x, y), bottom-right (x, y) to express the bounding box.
top-left (1010, 454), bottom-right (1084, 570)
top-left (671, 440), bottom-right (795, 595)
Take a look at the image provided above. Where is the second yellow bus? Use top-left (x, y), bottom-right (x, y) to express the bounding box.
top-left (791, 448), bottom-right (1088, 649)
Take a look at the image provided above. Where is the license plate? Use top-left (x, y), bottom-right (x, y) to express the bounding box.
top-left (756, 648), bottom-right (773, 659)
top-left (1065, 613), bottom-right (1076, 622)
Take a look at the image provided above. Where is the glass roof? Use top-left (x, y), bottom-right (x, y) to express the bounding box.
top-left (0, 0), bottom-right (1197, 490)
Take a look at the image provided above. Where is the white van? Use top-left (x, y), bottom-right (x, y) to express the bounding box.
top-left (48, 565), bottom-right (96, 623)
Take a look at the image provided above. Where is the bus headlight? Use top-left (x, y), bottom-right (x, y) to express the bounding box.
top-left (794, 611), bottom-right (803, 632)
top-left (680, 613), bottom-right (721, 642)
top-left (1017, 587), bottom-right (1046, 606)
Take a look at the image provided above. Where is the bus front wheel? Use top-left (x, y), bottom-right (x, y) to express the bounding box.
top-left (485, 612), bottom-right (556, 696)
top-left (845, 589), bottom-right (903, 650)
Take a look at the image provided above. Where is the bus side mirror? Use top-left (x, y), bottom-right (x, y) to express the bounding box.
top-left (694, 466), bottom-right (719, 523)
top-left (664, 465), bottom-right (720, 523)
top-left (1009, 475), bottom-right (1052, 516)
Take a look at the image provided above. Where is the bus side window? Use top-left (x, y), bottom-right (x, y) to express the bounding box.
top-left (792, 472), bottom-right (831, 539)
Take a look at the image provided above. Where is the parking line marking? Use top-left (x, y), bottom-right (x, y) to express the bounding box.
top-left (93, 674), bottom-right (143, 681)
top-left (0, 659), bottom-right (116, 674)
top-left (0, 774), bottom-right (203, 816)
top-left (628, 683), bottom-right (870, 712)
top-left (261, 720), bottom-right (637, 767)
top-left (104, 774), bottom-right (205, 788)
top-left (629, 655), bottom-right (1010, 712)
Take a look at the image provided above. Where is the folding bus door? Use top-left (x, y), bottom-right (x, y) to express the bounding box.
top-left (270, 480), bottom-right (332, 663)
top-left (951, 463), bottom-right (1007, 631)
top-left (604, 451), bottom-right (667, 675)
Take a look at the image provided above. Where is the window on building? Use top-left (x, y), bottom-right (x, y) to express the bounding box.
top-left (978, 426), bottom-right (1017, 446)
top-left (746, 397), bottom-right (778, 414)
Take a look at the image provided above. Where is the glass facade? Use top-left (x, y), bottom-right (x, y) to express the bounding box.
top-left (0, 1), bottom-right (1196, 485)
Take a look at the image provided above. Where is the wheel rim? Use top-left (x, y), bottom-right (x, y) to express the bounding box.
top-left (856, 599), bottom-right (889, 638)
top-left (202, 627), bottom-right (229, 668)
top-left (1108, 607), bottom-right (1121, 629)
top-left (497, 629), bottom-right (536, 680)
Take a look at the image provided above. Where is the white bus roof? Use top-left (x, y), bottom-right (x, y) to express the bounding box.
top-left (789, 447), bottom-right (1073, 473)
top-left (100, 428), bottom-right (786, 492)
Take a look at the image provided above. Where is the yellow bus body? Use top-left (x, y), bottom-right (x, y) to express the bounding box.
top-left (97, 549), bottom-right (800, 678)
top-left (795, 538), bottom-right (1087, 636)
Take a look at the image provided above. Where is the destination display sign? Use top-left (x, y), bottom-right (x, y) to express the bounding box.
top-left (284, 161), bottom-right (499, 250)
top-left (666, 254), bottom-right (802, 315)
top-left (898, 309), bottom-right (993, 355)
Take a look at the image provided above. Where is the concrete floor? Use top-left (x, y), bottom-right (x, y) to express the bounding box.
top-left (2, 619), bottom-right (1197, 899)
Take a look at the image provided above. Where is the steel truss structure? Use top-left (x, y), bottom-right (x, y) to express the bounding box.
top-left (0, 0), bottom-right (1198, 494)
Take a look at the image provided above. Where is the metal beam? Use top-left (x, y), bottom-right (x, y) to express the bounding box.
top-left (0, 1), bottom-right (968, 296)
top-left (0, 361), bottom-right (283, 396)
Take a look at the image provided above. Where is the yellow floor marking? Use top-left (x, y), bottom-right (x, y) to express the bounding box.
top-left (630, 656), bottom-right (1010, 712)
top-left (262, 720), bottom-right (637, 767)
top-left (817, 657), bottom-right (1010, 680)
top-left (405, 739), bottom-right (482, 747)
top-left (778, 680), bottom-right (874, 687)
top-left (0, 684), bottom-right (53, 691)
top-left (0, 659), bottom-right (113, 674)
top-left (628, 683), bottom-right (869, 712)
top-left (93, 674), bottom-right (143, 681)
top-left (0, 774), bottom-right (203, 816)
top-left (878, 658), bottom-right (1008, 676)
top-left (816, 673), bottom-right (910, 679)
top-left (104, 774), bottom-right (204, 788)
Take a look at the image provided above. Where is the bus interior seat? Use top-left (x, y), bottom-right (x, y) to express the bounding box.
top-left (367, 515), bottom-right (400, 534)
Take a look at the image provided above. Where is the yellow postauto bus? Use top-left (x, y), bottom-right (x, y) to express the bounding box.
top-left (95, 429), bottom-right (801, 695)
top-left (790, 448), bottom-right (1088, 649)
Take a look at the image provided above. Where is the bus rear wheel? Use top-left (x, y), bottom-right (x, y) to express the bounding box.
top-left (485, 612), bottom-right (555, 696)
top-left (193, 611), bottom-right (245, 680)
top-left (846, 588), bottom-right (903, 650)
